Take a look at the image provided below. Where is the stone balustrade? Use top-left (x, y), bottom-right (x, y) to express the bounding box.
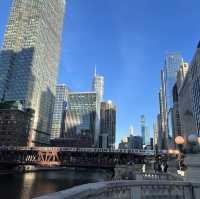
top-left (136, 172), bottom-right (183, 181)
top-left (34, 179), bottom-right (200, 199)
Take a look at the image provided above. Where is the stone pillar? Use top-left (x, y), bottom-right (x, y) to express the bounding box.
top-left (184, 154), bottom-right (200, 182)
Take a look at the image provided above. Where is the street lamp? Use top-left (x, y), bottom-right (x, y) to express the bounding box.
top-left (175, 136), bottom-right (185, 173)
top-left (175, 136), bottom-right (185, 145)
top-left (197, 137), bottom-right (200, 145)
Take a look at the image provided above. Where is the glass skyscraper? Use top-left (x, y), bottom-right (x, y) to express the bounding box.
top-left (51, 85), bottom-right (68, 139)
top-left (0, 0), bottom-right (66, 146)
top-left (191, 41), bottom-right (200, 135)
top-left (161, 53), bottom-right (183, 148)
top-left (64, 92), bottom-right (97, 146)
top-left (99, 101), bottom-right (116, 148)
top-left (141, 115), bottom-right (146, 145)
top-left (92, 68), bottom-right (104, 146)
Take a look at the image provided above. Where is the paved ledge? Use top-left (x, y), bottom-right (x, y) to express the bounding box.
top-left (34, 180), bottom-right (199, 199)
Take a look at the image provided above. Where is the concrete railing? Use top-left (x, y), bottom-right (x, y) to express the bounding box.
top-left (34, 180), bottom-right (200, 199)
top-left (136, 172), bottom-right (183, 181)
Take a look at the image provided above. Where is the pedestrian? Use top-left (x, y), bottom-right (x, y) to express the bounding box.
top-left (164, 162), bottom-right (168, 173)
top-left (154, 161), bottom-right (158, 173)
top-left (158, 163), bottom-right (162, 173)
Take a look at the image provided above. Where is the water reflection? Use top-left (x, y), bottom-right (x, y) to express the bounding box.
top-left (0, 169), bottom-right (111, 199)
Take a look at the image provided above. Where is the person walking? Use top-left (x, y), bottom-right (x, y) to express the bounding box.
top-left (164, 162), bottom-right (168, 173)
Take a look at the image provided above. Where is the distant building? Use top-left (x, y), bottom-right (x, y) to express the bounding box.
top-left (141, 115), bottom-right (146, 145)
top-left (128, 125), bottom-right (134, 136)
top-left (190, 41), bottom-right (200, 136)
top-left (176, 62), bottom-right (189, 91)
top-left (172, 83), bottom-right (182, 147)
top-left (145, 127), bottom-right (150, 145)
top-left (99, 101), bottom-right (116, 148)
top-left (50, 136), bottom-right (92, 148)
top-left (92, 68), bottom-right (104, 146)
top-left (64, 92), bottom-right (97, 146)
top-left (51, 85), bottom-right (68, 139)
top-left (159, 75), bottom-right (167, 149)
top-left (118, 137), bottom-right (128, 149)
top-left (157, 113), bottom-right (163, 149)
top-left (0, 101), bottom-right (34, 146)
top-left (150, 138), bottom-right (154, 150)
top-left (153, 121), bottom-right (158, 146)
top-left (128, 135), bottom-right (143, 149)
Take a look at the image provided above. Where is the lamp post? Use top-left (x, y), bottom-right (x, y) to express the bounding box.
top-left (175, 136), bottom-right (185, 173)
top-left (175, 136), bottom-right (185, 153)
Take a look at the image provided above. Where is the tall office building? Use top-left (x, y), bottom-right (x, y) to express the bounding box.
top-left (0, 0), bottom-right (66, 146)
top-left (153, 121), bottom-right (158, 146)
top-left (51, 85), bottom-right (68, 139)
top-left (128, 125), bottom-right (134, 136)
top-left (64, 92), bottom-right (97, 146)
top-left (191, 41), bottom-right (200, 135)
top-left (160, 53), bottom-right (183, 148)
top-left (99, 100), bottom-right (116, 148)
top-left (176, 62), bottom-right (189, 91)
top-left (177, 69), bottom-right (197, 150)
top-left (157, 114), bottom-right (163, 149)
top-left (93, 68), bottom-right (104, 102)
top-left (141, 115), bottom-right (146, 145)
top-left (145, 127), bottom-right (150, 145)
top-left (92, 68), bottom-right (104, 146)
top-left (172, 84), bottom-right (182, 145)
top-left (127, 135), bottom-right (143, 150)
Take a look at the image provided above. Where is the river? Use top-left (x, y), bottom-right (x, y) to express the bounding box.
top-left (0, 168), bottom-right (112, 199)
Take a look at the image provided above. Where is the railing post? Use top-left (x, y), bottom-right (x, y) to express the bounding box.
top-left (131, 186), bottom-right (141, 199)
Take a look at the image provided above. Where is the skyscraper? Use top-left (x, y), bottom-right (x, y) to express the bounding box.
top-left (64, 92), bottom-right (97, 146)
top-left (153, 121), bottom-right (158, 146)
top-left (0, 0), bottom-right (66, 146)
top-left (145, 126), bottom-right (150, 145)
top-left (141, 115), bottom-right (146, 145)
top-left (128, 125), bottom-right (134, 136)
top-left (99, 100), bottom-right (116, 148)
top-left (92, 68), bottom-right (104, 146)
top-left (51, 85), bottom-right (68, 139)
top-left (191, 41), bottom-right (200, 136)
top-left (160, 53), bottom-right (183, 148)
top-left (93, 68), bottom-right (104, 102)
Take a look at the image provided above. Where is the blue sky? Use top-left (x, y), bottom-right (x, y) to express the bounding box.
top-left (0, 0), bottom-right (200, 145)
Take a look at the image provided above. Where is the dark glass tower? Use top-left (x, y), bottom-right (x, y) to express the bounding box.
top-left (0, 0), bottom-right (66, 146)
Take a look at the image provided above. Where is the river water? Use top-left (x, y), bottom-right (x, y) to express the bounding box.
top-left (0, 169), bottom-right (112, 199)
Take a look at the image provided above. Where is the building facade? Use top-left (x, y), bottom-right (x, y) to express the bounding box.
top-left (127, 135), bottom-right (143, 150)
top-left (176, 68), bottom-right (197, 150)
top-left (172, 83), bottom-right (182, 147)
top-left (92, 69), bottom-right (104, 146)
top-left (190, 41), bottom-right (200, 136)
top-left (153, 121), bottom-right (158, 146)
top-left (0, 101), bottom-right (34, 146)
top-left (99, 101), bottom-right (116, 148)
top-left (0, 0), bottom-right (66, 146)
top-left (141, 115), bottom-right (146, 145)
top-left (64, 92), bottom-right (97, 146)
top-left (160, 53), bottom-right (183, 148)
top-left (51, 85), bottom-right (68, 139)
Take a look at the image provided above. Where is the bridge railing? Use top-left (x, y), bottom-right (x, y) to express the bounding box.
top-left (33, 180), bottom-right (200, 199)
top-left (0, 146), bottom-right (159, 155)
